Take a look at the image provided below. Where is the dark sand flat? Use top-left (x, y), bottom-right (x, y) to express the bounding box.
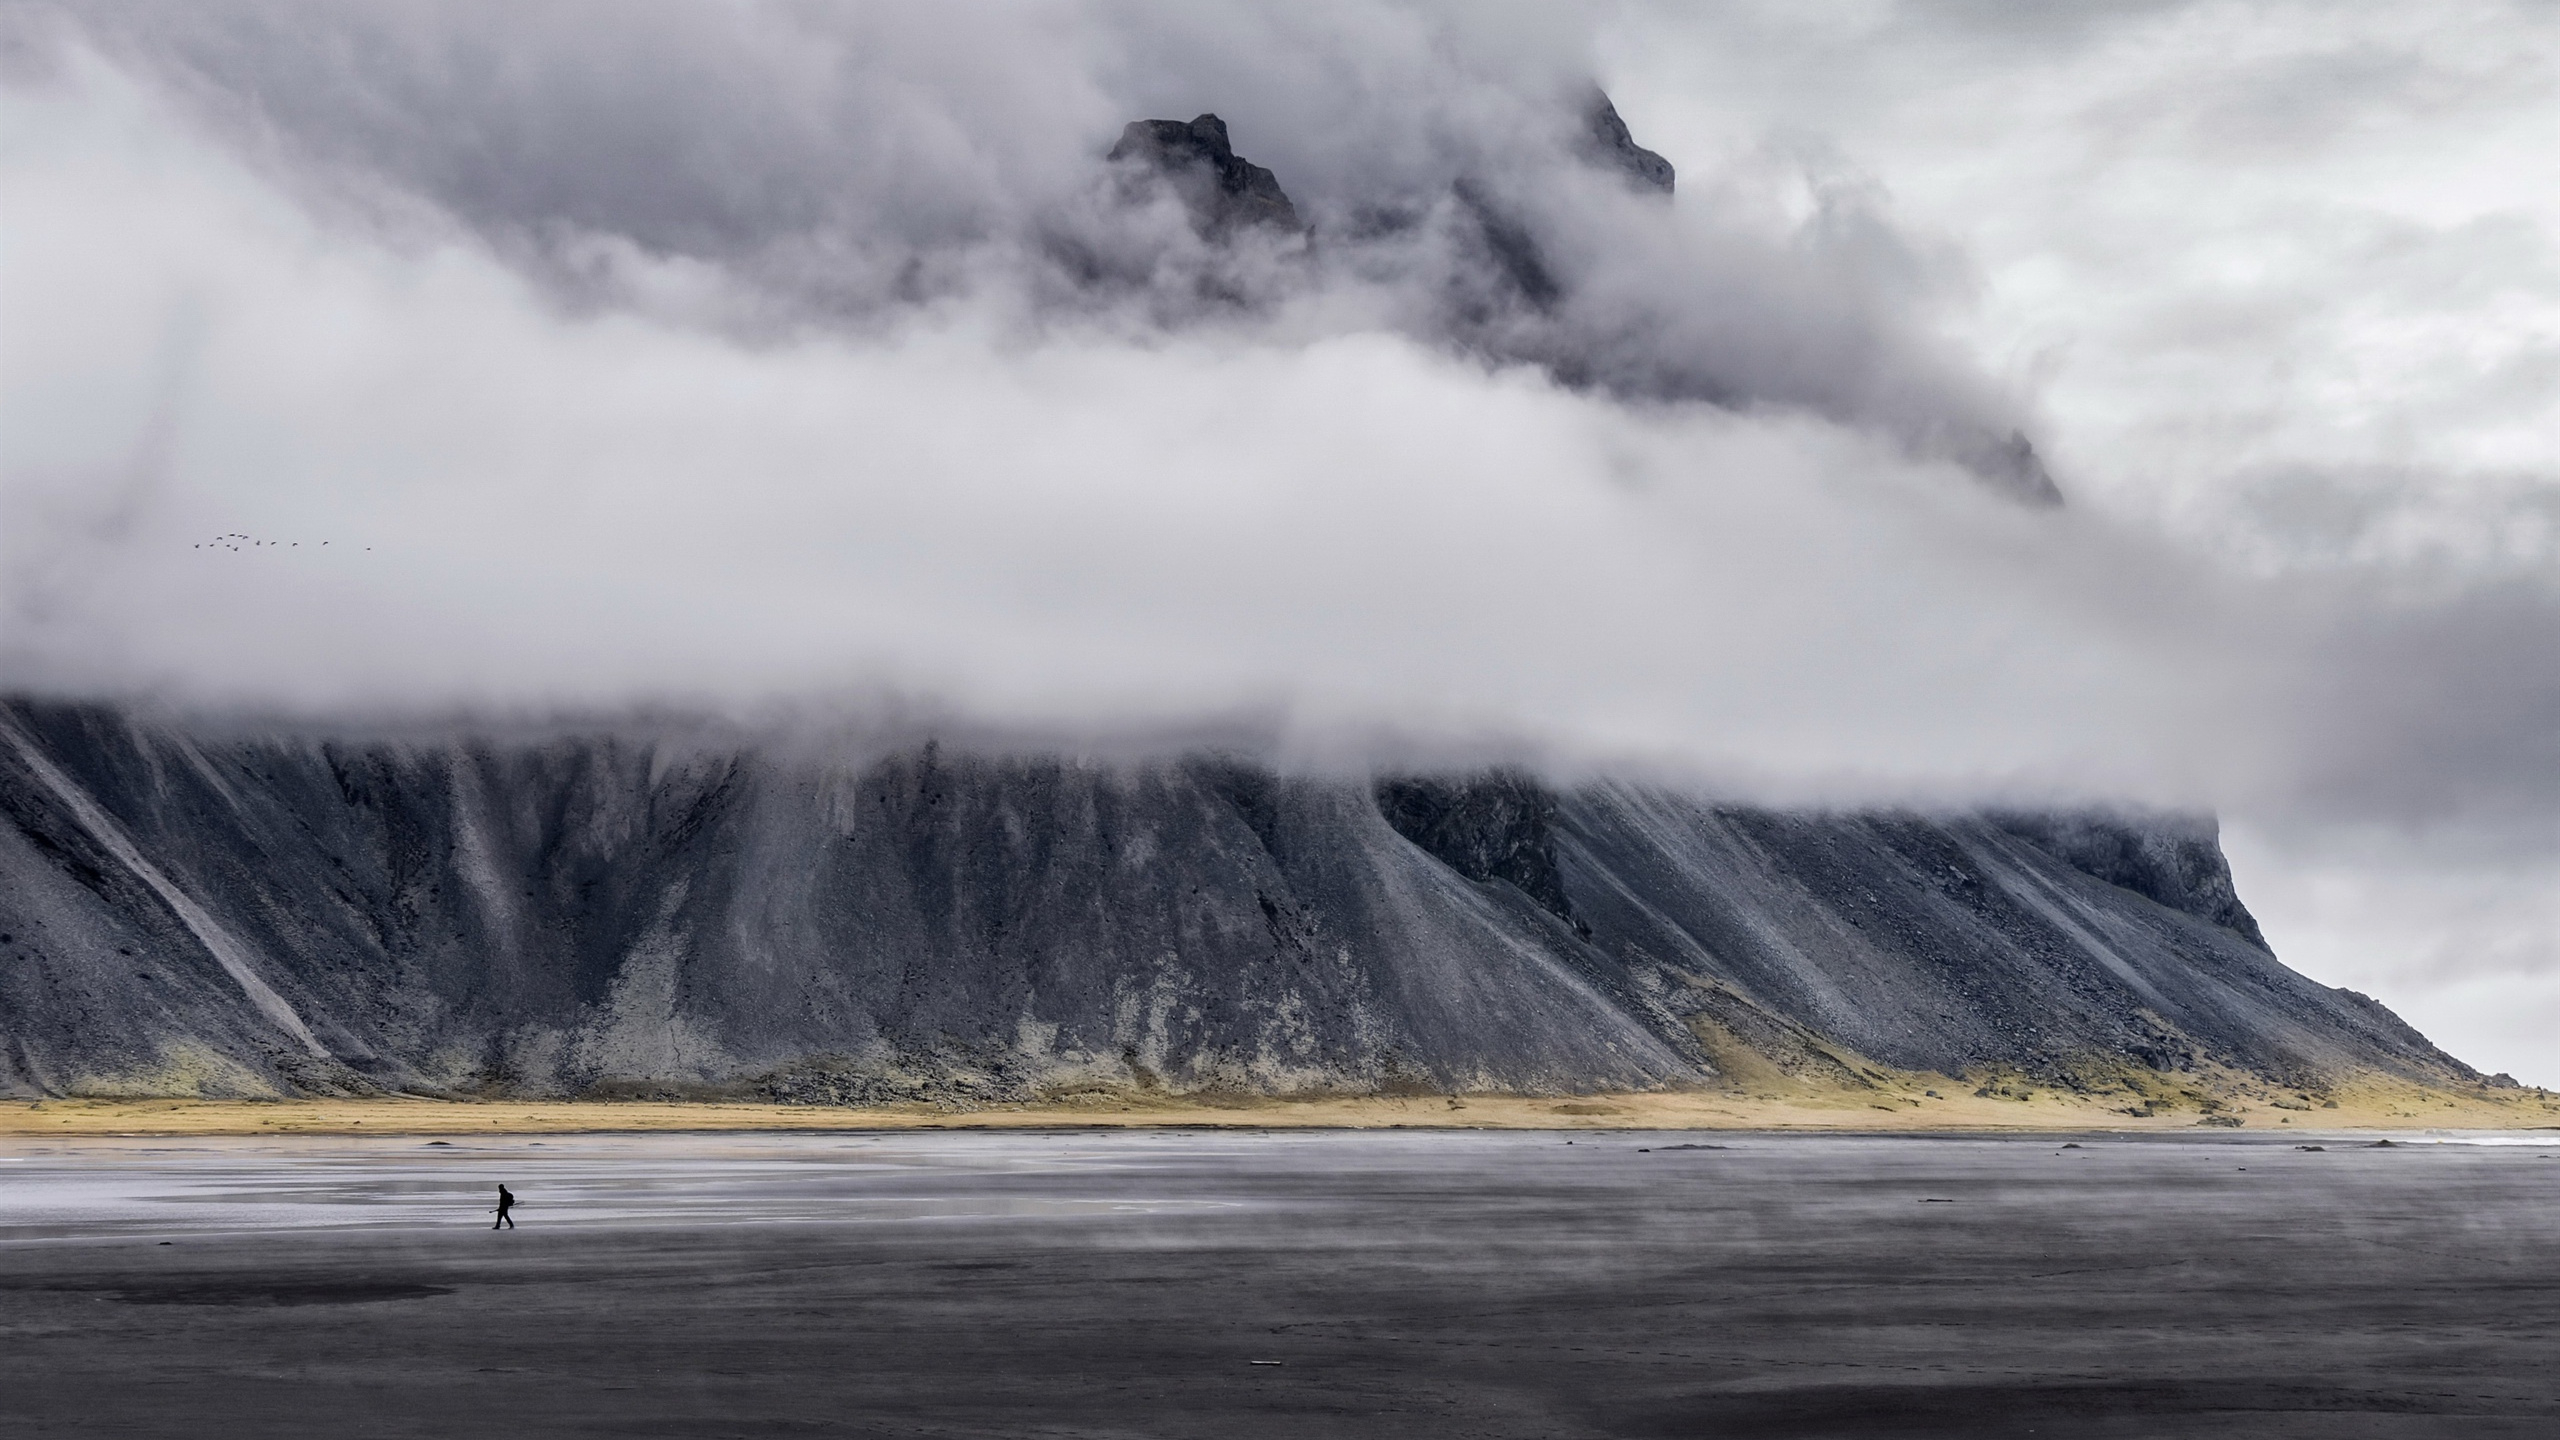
top-left (1, 1130), bottom-right (2553, 1437)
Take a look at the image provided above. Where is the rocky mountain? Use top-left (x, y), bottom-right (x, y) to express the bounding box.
top-left (1107, 114), bottom-right (1305, 236)
top-left (0, 101), bottom-right (2481, 1105)
top-left (0, 700), bottom-right (2476, 1102)
top-left (1577, 91), bottom-right (1676, 194)
top-left (1100, 96), bottom-right (2062, 505)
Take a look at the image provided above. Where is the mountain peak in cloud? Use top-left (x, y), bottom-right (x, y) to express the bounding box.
top-left (1088, 89), bottom-right (2055, 505)
top-left (1107, 112), bottom-right (1304, 236)
top-left (1578, 90), bottom-right (1674, 194)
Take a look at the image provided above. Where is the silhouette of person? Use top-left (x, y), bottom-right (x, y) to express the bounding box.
top-left (493, 1184), bottom-right (516, 1230)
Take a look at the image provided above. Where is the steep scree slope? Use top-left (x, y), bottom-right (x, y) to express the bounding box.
top-left (0, 701), bottom-right (2471, 1101)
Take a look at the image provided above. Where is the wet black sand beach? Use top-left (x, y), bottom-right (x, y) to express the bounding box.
top-left (2, 1130), bottom-right (2552, 1437)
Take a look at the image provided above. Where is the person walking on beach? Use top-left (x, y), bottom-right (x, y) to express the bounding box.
top-left (492, 1183), bottom-right (516, 1230)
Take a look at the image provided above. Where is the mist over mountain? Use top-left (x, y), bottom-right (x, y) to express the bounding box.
top-left (1, 3), bottom-right (2552, 1083)
top-left (14, 2), bottom-right (2057, 495)
top-left (0, 78), bottom-right (2510, 1094)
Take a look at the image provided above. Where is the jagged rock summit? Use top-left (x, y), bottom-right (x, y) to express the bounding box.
top-left (1108, 113), bottom-right (1304, 235)
top-left (0, 700), bottom-right (2481, 1105)
top-left (1102, 94), bottom-right (2060, 507)
top-left (1579, 91), bottom-right (1674, 193)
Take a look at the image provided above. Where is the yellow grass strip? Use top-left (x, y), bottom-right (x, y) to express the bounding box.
top-left (3, 1079), bottom-right (2551, 1138)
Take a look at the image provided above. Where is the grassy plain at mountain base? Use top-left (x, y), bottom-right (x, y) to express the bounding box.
top-left (5, 1070), bottom-right (2550, 1137)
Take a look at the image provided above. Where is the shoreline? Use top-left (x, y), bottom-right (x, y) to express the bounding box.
top-left (6, 1082), bottom-right (2552, 1139)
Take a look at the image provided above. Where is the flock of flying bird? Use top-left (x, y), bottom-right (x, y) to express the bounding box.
top-left (194, 533), bottom-right (369, 551)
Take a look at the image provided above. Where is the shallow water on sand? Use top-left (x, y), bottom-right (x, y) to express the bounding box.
top-left (2, 1129), bottom-right (2553, 1437)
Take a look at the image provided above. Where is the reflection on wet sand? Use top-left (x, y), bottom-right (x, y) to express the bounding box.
top-left (2, 1130), bottom-right (2553, 1438)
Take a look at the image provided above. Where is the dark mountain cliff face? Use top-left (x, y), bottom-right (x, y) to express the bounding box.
top-left (1578, 92), bottom-right (1675, 194)
top-left (1374, 772), bottom-right (1580, 932)
top-left (1108, 114), bottom-right (1305, 236)
top-left (0, 700), bottom-right (2469, 1101)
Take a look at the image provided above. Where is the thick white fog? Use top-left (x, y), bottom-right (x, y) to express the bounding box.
top-left (1, 2), bottom-right (2552, 1080)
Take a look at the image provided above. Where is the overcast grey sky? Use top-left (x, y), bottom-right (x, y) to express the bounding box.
top-left (2, 1), bottom-right (2552, 1080)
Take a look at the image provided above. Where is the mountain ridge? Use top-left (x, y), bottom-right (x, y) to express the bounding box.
top-left (1099, 94), bottom-right (2063, 504)
top-left (0, 698), bottom-right (2479, 1105)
